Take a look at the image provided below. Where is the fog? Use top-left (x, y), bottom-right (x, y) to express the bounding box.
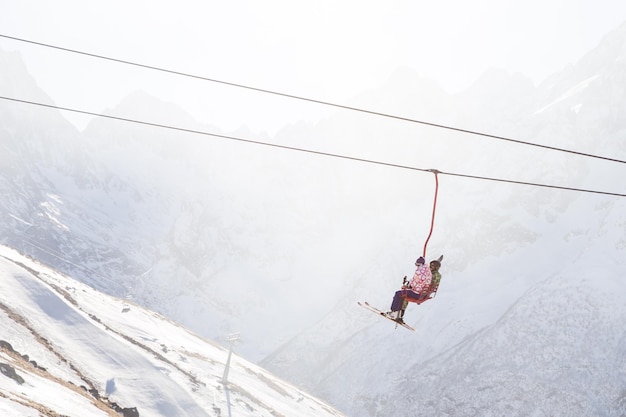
top-left (2, 0), bottom-right (626, 133)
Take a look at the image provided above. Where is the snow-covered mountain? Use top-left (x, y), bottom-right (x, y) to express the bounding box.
top-left (0, 245), bottom-right (345, 417)
top-left (1, 19), bottom-right (626, 417)
top-left (261, 23), bottom-right (626, 416)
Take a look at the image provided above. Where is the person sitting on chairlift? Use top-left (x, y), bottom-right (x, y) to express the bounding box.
top-left (386, 255), bottom-right (443, 324)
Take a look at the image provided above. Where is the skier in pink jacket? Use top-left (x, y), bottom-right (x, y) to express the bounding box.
top-left (386, 255), bottom-right (443, 324)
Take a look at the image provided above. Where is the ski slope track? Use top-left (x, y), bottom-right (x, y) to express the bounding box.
top-left (0, 246), bottom-right (345, 417)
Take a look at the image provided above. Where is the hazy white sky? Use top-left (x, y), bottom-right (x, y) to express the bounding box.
top-left (1, 0), bottom-right (626, 133)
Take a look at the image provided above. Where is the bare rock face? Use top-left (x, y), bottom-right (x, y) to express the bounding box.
top-left (0, 362), bottom-right (25, 385)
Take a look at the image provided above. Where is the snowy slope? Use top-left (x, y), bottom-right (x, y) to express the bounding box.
top-left (0, 245), bottom-right (345, 417)
top-left (383, 266), bottom-right (626, 417)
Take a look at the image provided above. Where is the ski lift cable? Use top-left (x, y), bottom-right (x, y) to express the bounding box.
top-left (2, 95), bottom-right (626, 198)
top-left (1, 33), bottom-right (625, 166)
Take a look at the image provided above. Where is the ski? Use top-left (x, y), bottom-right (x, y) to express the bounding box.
top-left (358, 301), bottom-right (415, 331)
